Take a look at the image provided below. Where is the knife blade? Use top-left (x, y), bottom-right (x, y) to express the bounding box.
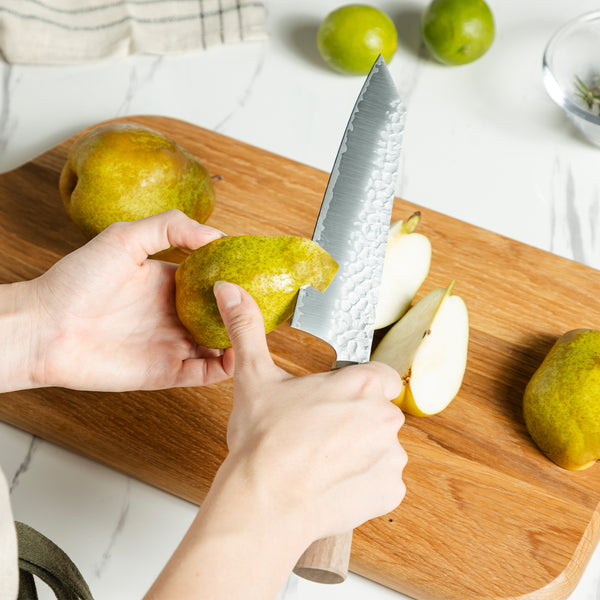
top-left (291, 56), bottom-right (406, 366)
top-left (291, 55), bottom-right (406, 584)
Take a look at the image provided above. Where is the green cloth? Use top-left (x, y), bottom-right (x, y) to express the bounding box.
top-left (16, 523), bottom-right (94, 600)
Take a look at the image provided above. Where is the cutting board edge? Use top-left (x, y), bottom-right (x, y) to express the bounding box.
top-left (349, 505), bottom-right (600, 600)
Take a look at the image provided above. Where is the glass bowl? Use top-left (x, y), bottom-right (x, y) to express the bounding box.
top-left (543, 11), bottom-right (600, 147)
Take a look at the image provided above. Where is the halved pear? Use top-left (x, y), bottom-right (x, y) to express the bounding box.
top-left (375, 212), bottom-right (431, 330)
top-left (371, 282), bottom-right (469, 416)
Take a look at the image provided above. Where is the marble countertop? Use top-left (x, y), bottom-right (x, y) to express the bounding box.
top-left (2, 0), bottom-right (600, 598)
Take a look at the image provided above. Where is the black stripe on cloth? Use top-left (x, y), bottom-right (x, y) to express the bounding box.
top-left (19, 0), bottom-right (212, 14)
top-left (0, 2), bottom-right (264, 31)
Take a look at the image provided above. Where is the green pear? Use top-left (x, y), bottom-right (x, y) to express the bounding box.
top-left (523, 329), bottom-right (600, 470)
top-left (175, 236), bottom-right (338, 349)
top-left (59, 122), bottom-right (215, 238)
top-left (371, 282), bottom-right (469, 416)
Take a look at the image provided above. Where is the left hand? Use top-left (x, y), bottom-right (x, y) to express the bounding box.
top-left (25, 210), bottom-right (233, 391)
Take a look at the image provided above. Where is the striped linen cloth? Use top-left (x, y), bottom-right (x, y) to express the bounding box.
top-left (0, 0), bottom-right (268, 65)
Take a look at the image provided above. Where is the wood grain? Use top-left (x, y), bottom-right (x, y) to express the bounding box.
top-left (2, 115), bottom-right (600, 600)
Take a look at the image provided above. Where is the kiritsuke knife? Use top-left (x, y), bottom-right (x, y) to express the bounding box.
top-left (290, 55), bottom-right (406, 584)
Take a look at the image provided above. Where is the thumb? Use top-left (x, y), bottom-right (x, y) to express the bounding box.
top-left (100, 209), bottom-right (224, 265)
top-left (213, 281), bottom-right (275, 378)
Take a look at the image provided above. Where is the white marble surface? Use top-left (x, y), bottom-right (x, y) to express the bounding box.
top-left (2, 1), bottom-right (600, 599)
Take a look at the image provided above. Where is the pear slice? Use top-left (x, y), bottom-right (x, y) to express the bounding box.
top-left (375, 212), bottom-right (431, 330)
top-left (371, 282), bottom-right (469, 416)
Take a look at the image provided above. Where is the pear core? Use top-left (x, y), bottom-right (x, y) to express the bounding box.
top-left (59, 122), bottom-right (215, 238)
top-left (523, 329), bottom-right (600, 470)
top-left (175, 235), bottom-right (338, 349)
top-left (371, 282), bottom-right (469, 417)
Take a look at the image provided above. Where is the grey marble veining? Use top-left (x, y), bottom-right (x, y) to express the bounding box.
top-left (94, 478), bottom-right (131, 579)
top-left (9, 436), bottom-right (38, 494)
top-left (117, 56), bottom-right (164, 117)
top-left (214, 45), bottom-right (267, 133)
top-left (549, 155), bottom-right (600, 270)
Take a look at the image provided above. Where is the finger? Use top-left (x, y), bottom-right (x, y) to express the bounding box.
top-left (213, 281), bottom-right (276, 379)
top-left (373, 445), bottom-right (408, 514)
top-left (174, 354), bottom-right (234, 388)
top-left (102, 209), bottom-right (225, 264)
top-left (330, 361), bottom-right (403, 403)
top-left (362, 360), bottom-right (404, 401)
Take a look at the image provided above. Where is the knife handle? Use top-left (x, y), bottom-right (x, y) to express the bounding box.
top-left (293, 530), bottom-right (353, 584)
top-left (293, 359), bottom-right (358, 584)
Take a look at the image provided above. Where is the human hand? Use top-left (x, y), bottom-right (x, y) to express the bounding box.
top-left (214, 280), bottom-right (407, 543)
top-left (24, 210), bottom-right (233, 392)
top-left (143, 281), bottom-right (406, 600)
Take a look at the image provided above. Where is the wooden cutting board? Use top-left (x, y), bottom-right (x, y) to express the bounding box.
top-left (2, 115), bottom-right (600, 600)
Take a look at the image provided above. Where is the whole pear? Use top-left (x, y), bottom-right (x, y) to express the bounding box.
top-left (523, 329), bottom-right (600, 470)
top-left (59, 122), bottom-right (215, 238)
top-left (175, 236), bottom-right (338, 349)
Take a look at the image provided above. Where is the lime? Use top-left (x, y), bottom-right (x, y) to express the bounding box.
top-left (421, 0), bottom-right (494, 66)
top-left (317, 4), bottom-right (398, 75)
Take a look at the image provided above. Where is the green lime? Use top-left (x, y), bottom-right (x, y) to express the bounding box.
top-left (421, 0), bottom-right (495, 66)
top-left (317, 4), bottom-right (398, 75)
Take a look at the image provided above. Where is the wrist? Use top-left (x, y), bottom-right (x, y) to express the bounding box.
top-left (147, 453), bottom-right (314, 600)
top-left (201, 451), bottom-right (315, 554)
top-left (0, 280), bottom-right (43, 392)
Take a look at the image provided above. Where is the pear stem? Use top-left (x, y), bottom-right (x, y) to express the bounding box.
top-left (401, 211), bottom-right (421, 235)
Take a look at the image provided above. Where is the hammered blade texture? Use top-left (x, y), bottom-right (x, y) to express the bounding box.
top-left (292, 57), bottom-right (406, 363)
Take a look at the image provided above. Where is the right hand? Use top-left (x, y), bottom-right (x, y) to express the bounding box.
top-left (144, 282), bottom-right (407, 600)
top-left (214, 280), bottom-right (407, 545)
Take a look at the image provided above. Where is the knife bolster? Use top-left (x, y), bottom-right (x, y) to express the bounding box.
top-left (332, 360), bottom-right (359, 370)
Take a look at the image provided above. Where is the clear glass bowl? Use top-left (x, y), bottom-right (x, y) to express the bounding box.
top-left (543, 11), bottom-right (600, 147)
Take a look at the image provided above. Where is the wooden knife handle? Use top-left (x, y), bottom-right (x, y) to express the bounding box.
top-left (293, 360), bottom-right (357, 584)
top-left (293, 530), bottom-right (353, 584)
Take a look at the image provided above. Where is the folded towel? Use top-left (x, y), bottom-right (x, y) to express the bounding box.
top-left (0, 0), bottom-right (268, 65)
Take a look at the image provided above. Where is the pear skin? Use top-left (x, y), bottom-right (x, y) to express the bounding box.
top-left (400, 384), bottom-right (431, 417)
top-left (523, 329), bottom-right (600, 470)
top-left (60, 123), bottom-right (215, 238)
top-left (175, 236), bottom-right (338, 349)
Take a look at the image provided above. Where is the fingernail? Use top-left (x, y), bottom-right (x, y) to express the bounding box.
top-left (194, 221), bottom-right (227, 238)
top-left (214, 281), bottom-right (241, 309)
